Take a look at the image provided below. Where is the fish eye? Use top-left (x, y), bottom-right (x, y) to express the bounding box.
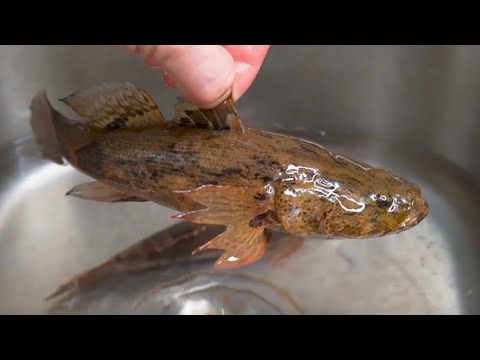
top-left (369, 194), bottom-right (390, 207)
top-left (379, 199), bottom-right (389, 207)
top-left (377, 195), bottom-right (390, 207)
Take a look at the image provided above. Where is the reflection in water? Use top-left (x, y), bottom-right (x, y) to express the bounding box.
top-left (46, 222), bottom-right (303, 315)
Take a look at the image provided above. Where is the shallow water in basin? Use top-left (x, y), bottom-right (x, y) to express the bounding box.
top-left (0, 135), bottom-right (478, 314)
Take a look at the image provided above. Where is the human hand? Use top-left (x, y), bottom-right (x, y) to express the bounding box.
top-left (120, 45), bottom-right (270, 109)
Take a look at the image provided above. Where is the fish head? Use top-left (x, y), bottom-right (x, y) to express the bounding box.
top-left (274, 163), bottom-right (429, 239)
top-left (324, 167), bottom-right (429, 238)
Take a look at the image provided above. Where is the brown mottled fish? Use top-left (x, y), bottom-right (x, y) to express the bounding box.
top-left (30, 82), bottom-right (429, 270)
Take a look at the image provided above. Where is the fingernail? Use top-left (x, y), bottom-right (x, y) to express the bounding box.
top-left (208, 88), bottom-right (232, 108)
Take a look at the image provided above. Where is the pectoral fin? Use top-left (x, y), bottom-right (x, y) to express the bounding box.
top-left (66, 181), bottom-right (147, 203)
top-left (192, 220), bottom-right (271, 269)
top-left (172, 95), bottom-right (244, 134)
top-left (173, 185), bottom-right (274, 269)
top-left (60, 82), bottom-right (167, 130)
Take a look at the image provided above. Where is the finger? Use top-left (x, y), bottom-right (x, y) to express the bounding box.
top-left (122, 45), bottom-right (235, 108)
top-left (223, 45), bottom-right (270, 100)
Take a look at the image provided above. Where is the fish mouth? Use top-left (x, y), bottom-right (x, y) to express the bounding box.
top-left (394, 196), bottom-right (429, 232)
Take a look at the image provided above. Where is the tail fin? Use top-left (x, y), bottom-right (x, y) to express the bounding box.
top-left (29, 90), bottom-right (64, 165)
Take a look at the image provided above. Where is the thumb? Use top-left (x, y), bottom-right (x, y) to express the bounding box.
top-left (121, 45), bottom-right (235, 108)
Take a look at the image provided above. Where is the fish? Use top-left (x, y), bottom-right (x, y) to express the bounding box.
top-left (30, 81), bottom-right (429, 270)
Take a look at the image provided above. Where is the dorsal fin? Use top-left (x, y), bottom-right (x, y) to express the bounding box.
top-left (172, 95), bottom-right (245, 134)
top-left (59, 82), bottom-right (167, 130)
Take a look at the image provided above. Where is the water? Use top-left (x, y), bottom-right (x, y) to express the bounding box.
top-left (0, 134), bottom-right (478, 314)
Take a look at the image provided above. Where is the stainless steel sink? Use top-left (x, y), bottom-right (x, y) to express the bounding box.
top-left (0, 45), bottom-right (479, 314)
